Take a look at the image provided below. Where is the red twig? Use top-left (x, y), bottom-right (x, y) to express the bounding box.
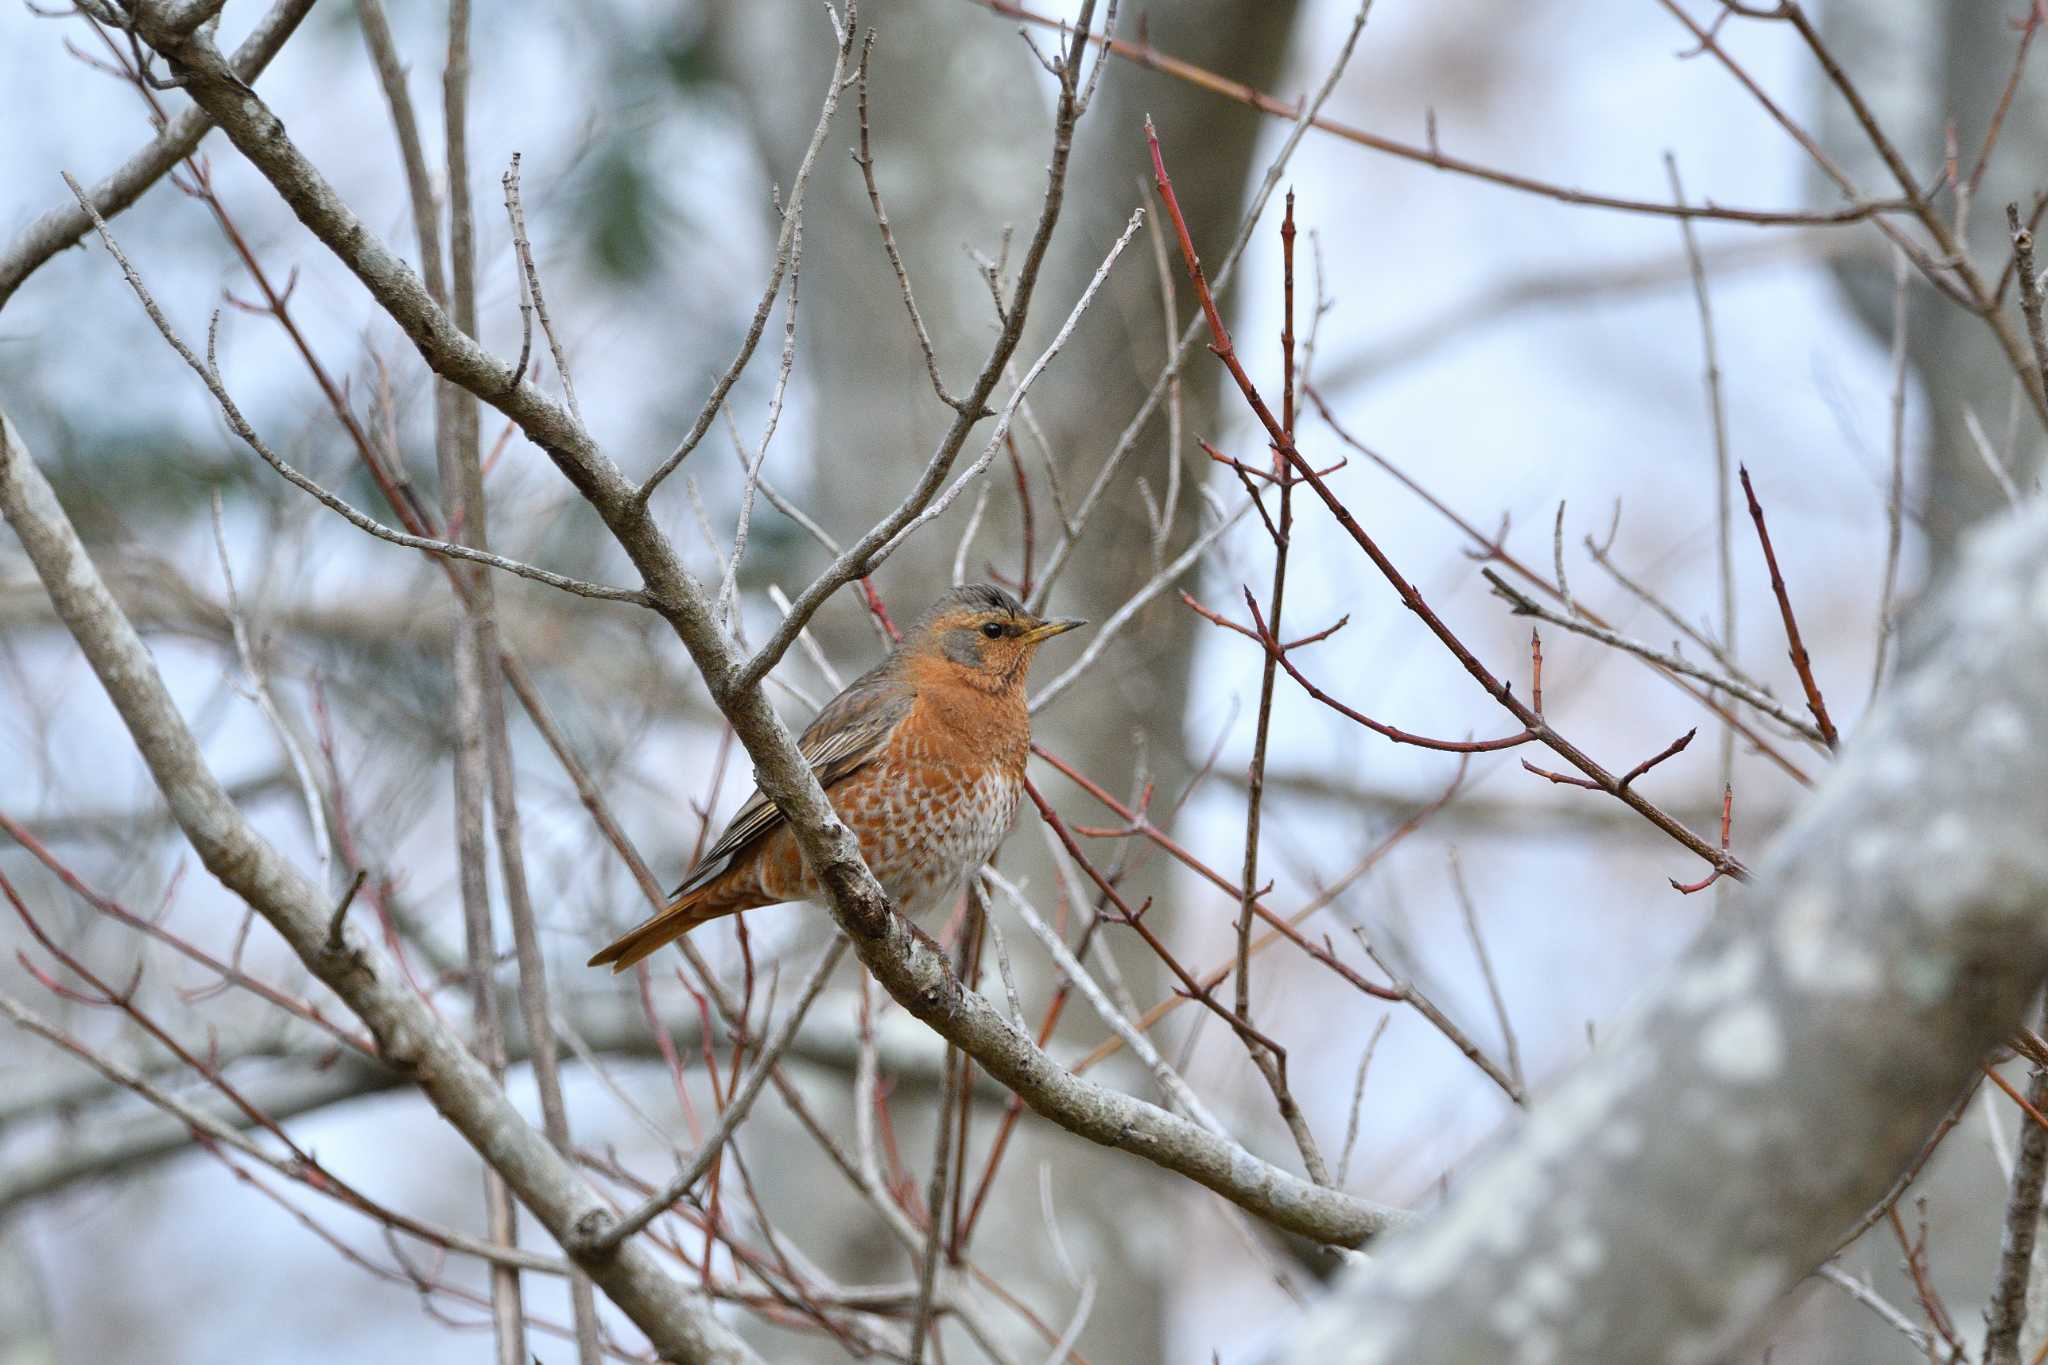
top-left (1025, 778), bottom-right (1294, 1065)
top-left (978, 0), bottom-right (1905, 228)
top-left (1669, 784), bottom-right (1734, 895)
top-left (1985, 1061), bottom-right (2048, 1134)
top-left (1303, 386), bottom-right (1813, 789)
top-left (1149, 121), bottom-right (1748, 883)
top-left (1739, 466), bottom-right (1838, 750)
top-left (1523, 727), bottom-right (1695, 792)
top-left (1888, 1203), bottom-right (1967, 1359)
top-left (1034, 744), bottom-right (1409, 1011)
top-left (1185, 591), bottom-right (1536, 753)
top-left (860, 575), bottom-right (902, 643)
top-left (1204, 441), bottom-right (1345, 486)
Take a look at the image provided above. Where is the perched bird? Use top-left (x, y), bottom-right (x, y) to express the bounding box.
top-left (588, 583), bottom-right (1085, 972)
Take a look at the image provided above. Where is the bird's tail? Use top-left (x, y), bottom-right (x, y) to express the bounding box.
top-left (586, 891), bottom-right (741, 973)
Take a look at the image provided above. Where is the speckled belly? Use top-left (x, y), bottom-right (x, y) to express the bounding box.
top-left (858, 757), bottom-right (1022, 913)
top-left (751, 756), bottom-right (1023, 914)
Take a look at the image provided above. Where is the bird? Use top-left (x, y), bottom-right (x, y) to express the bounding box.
top-left (588, 583), bottom-right (1086, 973)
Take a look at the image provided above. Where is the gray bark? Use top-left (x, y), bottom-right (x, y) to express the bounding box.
top-left (0, 411), bottom-right (764, 1365)
top-left (704, 6), bottom-right (1303, 1358)
top-left (1820, 2), bottom-right (2048, 565)
top-left (1280, 497), bottom-right (2048, 1363)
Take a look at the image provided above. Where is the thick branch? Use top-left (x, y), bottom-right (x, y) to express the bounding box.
top-left (0, 0), bottom-right (315, 311)
top-left (74, 1), bottom-right (1409, 1254)
top-left (1281, 502), bottom-right (2048, 1362)
top-left (0, 410), bottom-right (760, 1365)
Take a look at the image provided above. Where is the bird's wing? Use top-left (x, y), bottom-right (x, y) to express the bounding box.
top-left (672, 665), bottom-right (912, 899)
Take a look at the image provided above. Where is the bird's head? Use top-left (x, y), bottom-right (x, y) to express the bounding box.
top-left (902, 583), bottom-right (1086, 694)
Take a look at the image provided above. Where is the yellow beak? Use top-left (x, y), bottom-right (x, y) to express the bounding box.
top-left (1021, 617), bottom-right (1087, 643)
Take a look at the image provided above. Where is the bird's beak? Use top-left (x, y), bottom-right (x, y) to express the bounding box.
top-left (1021, 617), bottom-right (1087, 643)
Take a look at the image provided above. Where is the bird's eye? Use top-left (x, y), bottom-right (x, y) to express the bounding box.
top-left (980, 621), bottom-right (1005, 639)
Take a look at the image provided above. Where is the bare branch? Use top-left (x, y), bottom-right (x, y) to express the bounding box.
top-left (1281, 503), bottom-right (2048, 1364)
top-left (61, 175), bottom-right (650, 605)
top-left (0, 0), bottom-right (315, 309)
top-left (0, 409), bottom-right (762, 1365)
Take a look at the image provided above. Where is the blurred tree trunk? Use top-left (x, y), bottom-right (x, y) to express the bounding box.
top-left (1815, 9), bottom-right (2048, 1361)
top-left (1819, 1), bottom-right (2047, 568)
top-left (707, 2), bottom-right (1301, 1359)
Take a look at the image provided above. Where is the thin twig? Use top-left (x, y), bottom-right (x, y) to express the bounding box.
top-left (974, 0), bottom-right (1905, 229)
top-left (853, 32), bottom-right (956, 409)
top-left (1336, 1015), bottom-right (1390, 1187)
top-left (1816, 1263), bottom-right (1933, 1358)
top-left (208, 493), bottom-right (333, 891)
top-left (1484, 570), bottom-right (1827, 749)
top-left (1233, 192), bottom-right (1302, 1167)
top-left (583, 939), bottom-right (848, 1254)
top-left (1871, 247), bottom-right (1911, 704)
top-left (1965, 405), bottom-right (2026, 508)
top-left (1666, 152), bottom-right (1738, 837)
top-left (1448, 850), bottom-right (1521, 1096)
top-left (1738, 466), bottom-right (1838, 750)
top-left (59, 177), bottom-right (646, 605)
top-left (501, 152), bottom-right (582, 424)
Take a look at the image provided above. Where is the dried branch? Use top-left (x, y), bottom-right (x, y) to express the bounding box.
top-left (1483, 569), bottom-right (1826, 748)
top-left (0, 0), bottom-right (315, 310)
top-left (0, 411), bottom-right (762, 1364)
top-left (639, 6), bottom-right (856, 500)
top-left (1149, 124), bottom-right (1748, 882)
top-left (59, 178), bottom-right (646, 606)
top-left (1281, 498), bottom-right (2048, 1365)
top-left (1738, 465), bottom-right (1839, 750)
top-left (1986, 1046), bottom-right (2048, 1365)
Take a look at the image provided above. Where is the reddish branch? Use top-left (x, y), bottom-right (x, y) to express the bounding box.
top-left (860, 575), bottom-right (902, 643)
top-left (1523, 728), bottom-right (1696, 792)
top-left (1669, 784), bottom-right (1734, 895)
top-left (0, 811), bottom-right (376, 1055)
top-left (1188, 590), bottom-right (1540, 753)
top-left (1304, 385), bottom-right (1813, 788)
top-left (1034, 745), bottom-right (1403, 1008)
top-left (1738, 466), bottom-right (1838, 750)
top-left (1984, 1062), bottom-right (2048, 1136)
top-left (1150, 121), bottom-right (1745, 884)
top-left (974, 0), bottom-right (1905, 229)
top-left (1889, 1204), bottom-right (1967, 1361)
top-left (1968, 2), bottom-right (2048, 197)
top-left (1025, 778), bottom-right (1295, 1067)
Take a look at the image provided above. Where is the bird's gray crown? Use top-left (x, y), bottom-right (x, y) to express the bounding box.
top-left (926, 582), bottom-right (1025, 622)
